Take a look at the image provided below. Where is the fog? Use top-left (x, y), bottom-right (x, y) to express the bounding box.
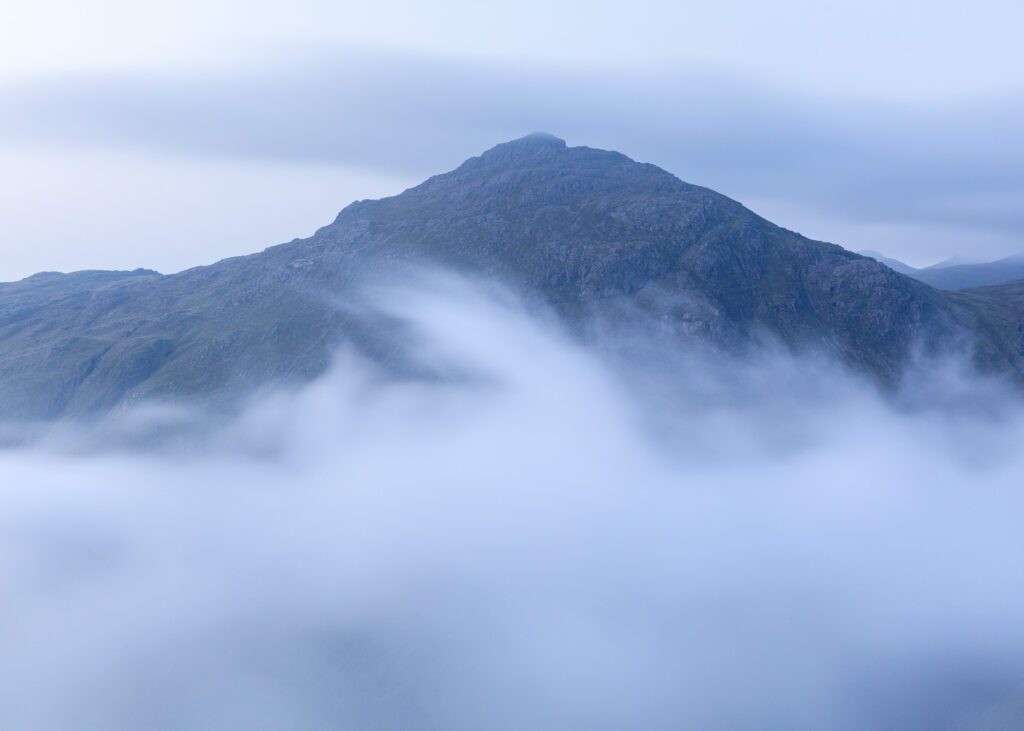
top-left (3, 276), bottom-right (1024, 730)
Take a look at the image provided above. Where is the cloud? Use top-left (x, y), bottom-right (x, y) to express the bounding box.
top-left (2, 273), bottom-right (1024, 729)
top-left (2, 50), bottom-right (1021, 264)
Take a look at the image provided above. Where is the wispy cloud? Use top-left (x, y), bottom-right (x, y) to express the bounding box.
top-left (3, 50), bottom-right (1021, 264)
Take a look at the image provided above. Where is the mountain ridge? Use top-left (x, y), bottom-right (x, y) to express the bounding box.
top-left (860, 251), bottom-right (1024, 291)
top-left (2, 134), bottom-right (1022, 420)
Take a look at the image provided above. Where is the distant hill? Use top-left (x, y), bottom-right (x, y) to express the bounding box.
top-left (2, 134), bottom-right (1023, 420)
top-left (857, 250), bottom-right (920, 277)
top-left (861, 251), bottom-right (1024, 290)
top-left (915, 256), bottom-right (1024, 290)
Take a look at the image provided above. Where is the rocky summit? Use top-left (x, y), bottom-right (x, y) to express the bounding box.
top-left (2, 134), bottom-right (1023, 420)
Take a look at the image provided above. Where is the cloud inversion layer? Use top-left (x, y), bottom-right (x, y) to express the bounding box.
top-left (2, 276), bottom-right (1024, 730)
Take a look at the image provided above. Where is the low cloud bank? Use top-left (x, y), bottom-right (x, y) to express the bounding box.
top-left (3, 277), bottom-right (1024, 730)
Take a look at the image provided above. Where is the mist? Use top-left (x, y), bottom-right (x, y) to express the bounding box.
top-left (3, 275), bottom-right (1024, 730)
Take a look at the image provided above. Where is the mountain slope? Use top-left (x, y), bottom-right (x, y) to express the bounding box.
top-left (0, 134), bottom-right (1020, 420)
top-left (947, 279), bottom-right (1024, 375)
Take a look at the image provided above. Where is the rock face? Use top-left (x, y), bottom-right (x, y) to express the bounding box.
top-left (1, 133), bottom-right (1022, 419)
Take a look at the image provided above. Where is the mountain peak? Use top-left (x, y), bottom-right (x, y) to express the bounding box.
top-left (511, 131), bottom-right (566, 147)
top-left (478, 132), bottom-right (567, 161)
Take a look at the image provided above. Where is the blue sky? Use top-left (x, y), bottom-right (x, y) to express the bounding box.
top-left (1, 0), bottom-right (1022, 280)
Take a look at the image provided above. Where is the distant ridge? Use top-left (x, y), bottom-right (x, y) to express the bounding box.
top-left (860, 250), bottom-right (1024, 290)
top-left (858, 250), bottom-right (919, 276)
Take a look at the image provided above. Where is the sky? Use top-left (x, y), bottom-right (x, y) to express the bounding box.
top-left (1, 0), bottom-right (1022, 280)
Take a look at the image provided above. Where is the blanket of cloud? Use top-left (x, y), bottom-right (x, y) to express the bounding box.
top-left (3, 276), bottom-right (1024, 730)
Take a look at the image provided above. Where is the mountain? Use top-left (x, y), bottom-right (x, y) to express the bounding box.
top-left (861, 250), bottom-right (1024, 290)
top-left (857, 250), bottom-right (919, 277)
top-left (927, 255), bottom-right (986, 269)
top-left (2, 133), bottom-right (1023, 420)
top-left (947, 278), bottom-right (1024, 372)
top-left (914, 255), bottom-right (1024, 290)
